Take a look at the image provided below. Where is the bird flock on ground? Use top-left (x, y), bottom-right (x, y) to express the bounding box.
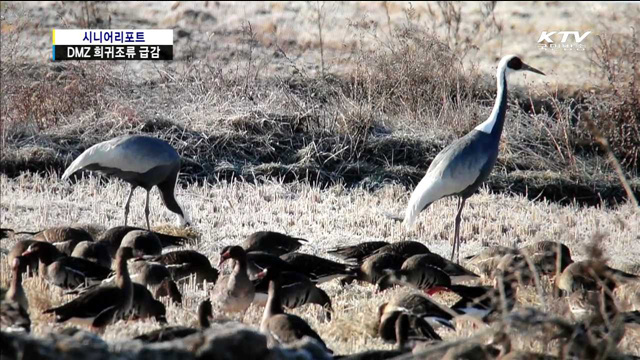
top-left (1, 55), bottom-right (639, 359)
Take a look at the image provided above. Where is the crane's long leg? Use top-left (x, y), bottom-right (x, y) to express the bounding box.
top-left (124, 186), bottom-right (137, 227)
top-left (450, 197), bottom-right (467, 263)
top-left (144, 189), bottom-right (151, 230)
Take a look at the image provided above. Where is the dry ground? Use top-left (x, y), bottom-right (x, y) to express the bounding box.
top-left (1, 1), bottom-right (640, 358)
top-left (1, 173), bottom-right (639, 356)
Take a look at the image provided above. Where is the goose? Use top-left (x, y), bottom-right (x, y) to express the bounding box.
top-left (119, 230), bottom-right (163, 256)
top-left (134, 300), bottom-right (213, 343)
top-left (378, 307), bottom-right (442, 344)
top-left (252, 268), bottom-right (333, 321)
top-left (155, 278), bottom-right (182, 305)
top-left (327, 241), bottom-right (390, 263)
top-left (368, 241), bottom-right (431, 260)
top-left (22, 241), bottom-right (111, 289)
top-left (144, 249), bottom-right (219, 284)
top-left (280, 252), bottom-right (358, 284)
top-left (8, 239), bottom-right (47, 276)
top-left (376, 264), bottom-right (451, 294)
top-left (43, 246), bottom-right (138, 329)
top-left (380, 292), bottom-right (456, 330)
top-left (555, 260), bottom-right (639, 296)
top-left (341, 252), bottom-right (406, 286)
top-left (211, 246), bottom-right (255, 314)
top-left (243, 231), bottom-right (308, 256)
top-left (14, 226), bottom-right (93, 255)
top-left (260, 271), bottom-right (332, 353)
top-left (335, 313), bottom-right (416, 359)
top-left (1, 257), bottom-right (31, 333)
top-left (450, 274), bottom-right (517, 322)
top-left (97, 225), bottom-right (189, 258)
top-left (71, 241), bottom-right (112, 269)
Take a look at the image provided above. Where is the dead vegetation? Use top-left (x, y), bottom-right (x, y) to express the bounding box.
top-left (1, 3), bottom-right (638, 207)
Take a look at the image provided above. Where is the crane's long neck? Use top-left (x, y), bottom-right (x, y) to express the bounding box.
top-left (157, 170), bottom-right (190, 226)
top-left (474, 66), bottom-right (509, 138)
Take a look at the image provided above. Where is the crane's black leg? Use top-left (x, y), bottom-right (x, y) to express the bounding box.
top-left (144, 189), bottom-right (151, 230)
top-left (450, 197), bottom-right (467, 264)
top-left (124, 186), bottom-right (136, 227)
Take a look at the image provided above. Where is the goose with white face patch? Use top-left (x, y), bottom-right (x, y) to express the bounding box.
top-left (61, 135), bottom-right (191, 230)
top-left (402, 55), bottom-right (545, 263)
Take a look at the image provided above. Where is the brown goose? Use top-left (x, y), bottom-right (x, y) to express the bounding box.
top-left (124, 283), bottom-right (167, 323)
top-left (22, 241), bottom-right (112, 289)
top-left (71, 241), bottom-right (112, 269)
top-left (5, 257), bottom-right (29, 313)
top-left (144, 249), bottom-right (219, 284)
top-left (101, 259), bottom-right (171, 287)
top-left (134, 300), bottom-right (213, 343)
top-left (155, 278), bottom-right (182, 304)
top-left (243, 231), bottom-right (308, 256)
top-left (43, 246), bottom-right (138, 329)
top-left (280, 252), bottom-right (358, 284)
top-left (341, 252), bottom-right (406, 286)
top-left (120, 230), bottom-right (162, 256)
top-left (243, 251), bottom-right (300, 280)
top-left (211, 246), bottom-right (255, 314)
top-left (8, 240), bottom-right (42, 276)
top-left (97, 225), bottom-right (189, 258)
top-left (336, 313), bottom-right (413, 359)
top-left (0, 299), bottom-right (30, 334)
top-left (1, 257), bottom-right (31, 333)
top-left (327, 241), bottom-right (390, 263)
top-left (567, 288), bottom-right (618, 323)
top-left (376, 263), bottom-right (451, 295)
top-left (16, 226), bottom-right (93, 255)
top-left (252, 268), bottom-right (333, 321)
top-left (493, 253), bottom-right (535, 286)
top-left (555, 260), bottom-right (639, 296)
top-left (260, 273), bottom-right (331, 353)
top-left (403, 253), bottom-right (479, 283)
top-left (369, 241), bottom-right (431, 259)
top-left (155, 278), bottom-right (182, 305)
top-left (465, 246), bottom-right (518, 277)
top-left (450, 274), bottom-right (517, 322)
top-left (380, 292), bottom-right (456, 330)
top-left (378, 306), bottom-right (442, 343)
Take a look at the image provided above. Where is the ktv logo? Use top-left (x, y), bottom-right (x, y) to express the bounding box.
top-left (537, 31), bottom-right (591, 51)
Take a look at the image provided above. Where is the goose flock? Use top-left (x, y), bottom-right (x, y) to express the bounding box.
top-left (1, 55), bottom-right (639, 359)
top-left (1, 225), bottom-right (639, 359)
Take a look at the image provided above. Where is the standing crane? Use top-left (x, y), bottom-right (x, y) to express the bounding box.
top-left (403, 55), bottom-right (545, 263)
top-left (61, 135), bottom-right (191, 230)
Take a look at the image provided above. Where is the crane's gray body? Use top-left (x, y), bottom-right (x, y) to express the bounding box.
top-left (62, 135), bottom-right (189, 228)
top-left (79, 135), bottom-right (180, 190)
top-left (426, 79), bottom-right (506, 205)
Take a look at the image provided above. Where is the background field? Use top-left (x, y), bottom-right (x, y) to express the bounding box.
top-left (1, 1), bottom-right (639, 357)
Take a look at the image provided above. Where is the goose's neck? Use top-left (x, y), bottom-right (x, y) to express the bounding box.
top-left (263, 280), bottom-right (284, 323)
top-left (115, 256), bottom-right (132, 290)
top-left (233, 257), bottom-right (248, 278)
top-left (198, 308), bottom-right (211, 329)
top-left (474, 66), bottom-right (509, 136)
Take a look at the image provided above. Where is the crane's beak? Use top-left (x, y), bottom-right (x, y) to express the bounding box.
top-left (521, 63), bottom-right (545, 76)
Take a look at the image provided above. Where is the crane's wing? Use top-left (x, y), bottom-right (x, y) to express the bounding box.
top-left (403, 133), bottom-right (494, 229)
top-left (62, 136), bottom-right (176, 179)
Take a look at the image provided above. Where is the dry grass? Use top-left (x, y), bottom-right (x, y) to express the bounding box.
top-left (1, 173), bottom-right (639, 355)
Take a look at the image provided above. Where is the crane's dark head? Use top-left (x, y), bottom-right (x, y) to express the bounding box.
top-left (502, 55), bottom-right (545, 76)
